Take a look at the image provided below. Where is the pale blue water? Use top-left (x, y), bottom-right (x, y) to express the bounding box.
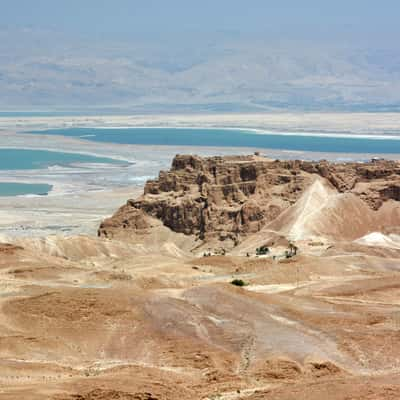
top-left (0, 112), bottom-right (74, 117)
top-left (0, 183), bottom-right (53, 197)
top-left (27, 127), bottom-right (400, 154)
top-left (0, 149), bottom-right (122, 170)
top-left (0, 111), bottom-right (103, 117)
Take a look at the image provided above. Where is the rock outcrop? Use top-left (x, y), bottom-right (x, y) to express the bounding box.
top-left (99, 155), bottom-right (400, 249)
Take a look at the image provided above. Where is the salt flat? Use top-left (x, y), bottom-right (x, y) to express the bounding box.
top-left (1, 112), bottom-right (400, 136)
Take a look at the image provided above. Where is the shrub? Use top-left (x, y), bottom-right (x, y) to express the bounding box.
top-left (231, 279), bottom-right (246, 287)
top-left (256, 246), bottom-right (269, 256)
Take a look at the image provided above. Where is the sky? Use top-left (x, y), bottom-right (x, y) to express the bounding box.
top-left (2, 0), bottom-right (400, 43)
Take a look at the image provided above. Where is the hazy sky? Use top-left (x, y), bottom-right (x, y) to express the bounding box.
top-left (1, 1), bottom-right (399, 111)
top-left (2, 0), bottom-right (400, 43)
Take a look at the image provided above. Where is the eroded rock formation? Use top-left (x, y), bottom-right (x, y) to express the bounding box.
top-left (99, 155), bottom-right (400, 248)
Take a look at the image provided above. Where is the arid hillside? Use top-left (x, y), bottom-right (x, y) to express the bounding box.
top-left (2, 155), bottom-right (400, 399)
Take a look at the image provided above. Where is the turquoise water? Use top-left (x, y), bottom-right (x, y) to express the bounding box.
top-left (0, 149), bottom-right (122, 170)
top-left (0, 182), bottom-right (53, 197)
top-left (27, 127), bottom-right (400, 154)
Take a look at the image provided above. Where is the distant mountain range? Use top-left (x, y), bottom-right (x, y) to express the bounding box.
top-left (2, 28), bottom-right (400, 112)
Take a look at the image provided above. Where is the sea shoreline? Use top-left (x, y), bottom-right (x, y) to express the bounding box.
top-left (1, 112), bottom-right (400, 238)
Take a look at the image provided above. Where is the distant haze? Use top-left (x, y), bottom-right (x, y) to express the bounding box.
top-left (1, 0), bottom-right (400, 112)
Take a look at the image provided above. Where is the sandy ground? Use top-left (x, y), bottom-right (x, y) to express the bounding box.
top-left (1, 237), bottom-right (400, 399)
top-left (0, 186), bottom-right (142, 237)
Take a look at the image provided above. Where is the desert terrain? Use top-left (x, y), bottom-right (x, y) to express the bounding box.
top-left (1, 154), bottom-right (400, 399)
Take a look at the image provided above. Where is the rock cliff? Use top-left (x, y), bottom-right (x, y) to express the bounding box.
top-left (99, 155), bottom-right (400, 249)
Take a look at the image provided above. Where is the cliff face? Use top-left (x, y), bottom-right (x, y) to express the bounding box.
top-left (99, 155), bottom-right (400, 248)
top-left (99, 155), bottom-right (313, 247)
